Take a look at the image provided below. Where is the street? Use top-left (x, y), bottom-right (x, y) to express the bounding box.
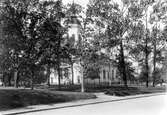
top-left (23, 94), bottom-right (167, 115)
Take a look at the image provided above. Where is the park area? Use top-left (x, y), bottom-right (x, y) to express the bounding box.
top-left (0, 0), bottom-right (167, 114)
top-left (0, 85), bottom-right (166, 111)
top-left (0, 87), bottom-right (96, 111)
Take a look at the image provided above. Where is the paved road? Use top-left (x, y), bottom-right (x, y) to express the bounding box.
top-left (23, 94), bottom-right (167, 115)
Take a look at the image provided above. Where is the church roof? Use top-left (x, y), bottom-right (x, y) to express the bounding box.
top-left (68, 16), bottom-right (81, 25)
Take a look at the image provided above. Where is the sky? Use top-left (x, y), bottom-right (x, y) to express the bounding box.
top-left (62, 0), bottom-right (122, 9)
top-left (62, 0), bottom-right (89, 8)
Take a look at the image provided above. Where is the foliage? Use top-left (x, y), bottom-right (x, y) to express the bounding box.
top-left (0, 0), bottom-right (167, 89)
top-left (139, 65), bottom-right (151, 82)
top-left (0, 0), bottom-right (65, 88)
top-left (84, 51), bottom-right (101, 79)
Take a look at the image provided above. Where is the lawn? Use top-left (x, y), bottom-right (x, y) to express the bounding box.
top-left (105, 86), bottom-right (166, 96)
top-left (37, 84), bottom-right (166, 97)
top-left (42, 84), bottom-right (166, 95)
top-left (0, 85), bottom-right (166, 111)
top-left (0, 88), bottom-right (96, 111)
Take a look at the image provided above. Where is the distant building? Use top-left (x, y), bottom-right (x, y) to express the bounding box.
top-left (161, 47), bottom-right (167, 82)
top-left (49, 4), bottom-right (118, 85)
top-left (49, 60), bottom-right (118, 85)
top-left (0, 73), bottom-right (2, 86)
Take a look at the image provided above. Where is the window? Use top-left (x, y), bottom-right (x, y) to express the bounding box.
top-left (64, 69), bottom-right (69, 78)
top-left (112, 69), bottom-right (114, 80)
top-left (111, 70), bottom-right (112, 80)
top-left (51, 77), bottom-right (53, 84)
top-left (78, 76), bottom-right (80, 83)
top-left (103, 70), bottom-right (106, 79)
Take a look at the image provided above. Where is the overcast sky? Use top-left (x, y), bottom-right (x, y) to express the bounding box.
top-left (62, 0), bottom-right (89, 8)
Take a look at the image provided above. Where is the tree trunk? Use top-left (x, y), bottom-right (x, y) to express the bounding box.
top-left (8, 73), bottom-right (12, 86)
top-left (31, 70), bottom-right (34, 90)
top-left (145, 38), bottom-right (149, 87)
top-left (152, 38), bottom-right (157, 87)
top-left (99, 78), bottom-right (100, 85)
top-left (94, 79), bottom-right (96, 88)
top-left (71, 62), bottom-right (74, 85)
top-left (14, 70), bottom-right (18, 88)
top-left (57, 35), bottom-right (61, 90)
top-left (57, 61), bottom-right (61, 90)
top-left (81, 75), bottom-right (85, 92)
top-left (145, 11), bottom-right (149, 88)
top-left (120, 41), bottom-right (128, 87)
top-left (46, 65), bottom-right (51, 87)
top-left (2, 74), bottom-right (5, 86)
top-left (80, 63), bottom-right (85, 92)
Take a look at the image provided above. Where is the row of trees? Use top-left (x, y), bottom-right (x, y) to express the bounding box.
top-left (0, 0), bottom-right (167, 90)
top-left (0, 0), bottom-right (66, 89)
top-left (85, 0), bottom-right (167, 87)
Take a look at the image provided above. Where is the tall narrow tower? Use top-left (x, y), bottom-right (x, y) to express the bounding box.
top-left (67, 1), bottom-right (81, 47)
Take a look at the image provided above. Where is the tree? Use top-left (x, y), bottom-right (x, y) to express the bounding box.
top-left (0, 0), bottom-right (40, 88)
top-left (149, 1), bottom-right (167, 86)
top-left (86, 0), bottom-right (136, 87)
top-left (130, 0), bottom-right (167, 87)
top-left (64, 2), bottom-right (95, 92)
top-left (63, 2), bottom-right (84, 85)
top-left (0, 0), bottom-right (65, 89)
top-left (84, 49), bottom-right (101, 80)
top-left (38, 0), bottom-right (65, 88)
top-left (127, 0), bottom-right (156, 87)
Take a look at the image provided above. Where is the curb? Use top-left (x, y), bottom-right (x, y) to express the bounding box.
top-left (1, 93), bottom-right (166, 115)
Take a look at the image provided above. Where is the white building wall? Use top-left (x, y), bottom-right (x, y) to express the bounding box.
top-left (73, 62), bottom-right (82, 84)
top-left (50, 64), bottom-right (118, 85)
top-left (68, 24), bottom-right (80, 46)
top-left (50, 69), bottom-right (58, 84)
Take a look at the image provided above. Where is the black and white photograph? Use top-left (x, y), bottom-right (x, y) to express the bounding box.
top-left (0, 0), bottom-right (167, 115)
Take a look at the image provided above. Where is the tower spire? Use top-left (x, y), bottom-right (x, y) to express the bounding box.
top-left (68, 0), bottom-right (80, 25)
top-left (71, 0), bottom-right (76, 16)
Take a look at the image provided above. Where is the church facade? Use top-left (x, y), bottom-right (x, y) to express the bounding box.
top-left (49, 11), bottom-right (119, 85)
top-left (49, 61), bottom-right (118, 85)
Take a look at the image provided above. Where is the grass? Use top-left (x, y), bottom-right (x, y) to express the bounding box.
top-left (40, 84), bottom-right (166, 93)
top-left (105, 86), bottom-right (166, 96)
top-left (41, 84), bottom-right (166, 96)
top-left (0, 85), bottom-right (166, 110)
top-left (0, 88), bottom-right (96, 111)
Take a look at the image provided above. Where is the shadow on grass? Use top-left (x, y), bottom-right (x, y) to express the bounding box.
top-left (0, 88), bottom-right (96, 111)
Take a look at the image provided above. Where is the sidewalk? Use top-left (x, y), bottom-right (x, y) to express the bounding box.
top-left (1, 92), bottom-right (166, 115)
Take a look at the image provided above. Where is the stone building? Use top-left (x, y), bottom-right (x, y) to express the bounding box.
top-left (49, 61), bottom-right (118, 85)
top-left (49, 6), bottom-right (118, 85)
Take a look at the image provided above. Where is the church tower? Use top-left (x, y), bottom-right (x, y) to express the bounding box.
top-left (67, 1), bottom-right (81, 47)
